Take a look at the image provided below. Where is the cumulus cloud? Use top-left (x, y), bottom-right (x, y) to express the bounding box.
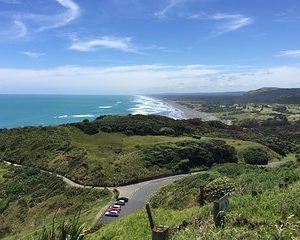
top-left (69, 36), bottom-right (144, 54)
top-left (0, 64), bottom-right (299, 94)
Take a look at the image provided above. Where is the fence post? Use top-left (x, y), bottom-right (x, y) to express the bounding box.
top-left (146, 203), bottom-right (155, 230)
top-left (146, 203), bottom-right (169, 240)
top-left (213, 201), bottom-right (222, 227)
top-left (198, 186), bottom-right (205, 206)
top-left (213, 194), bottom-right (229, 228)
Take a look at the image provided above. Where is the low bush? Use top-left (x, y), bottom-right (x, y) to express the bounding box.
top-left (242, 147), bottom-right (270, 165)
top-left (143, 140), bottom-right (237, 170)
top-left (204, 176), bottom-right (235, 201)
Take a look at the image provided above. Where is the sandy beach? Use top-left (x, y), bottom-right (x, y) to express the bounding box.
top-left (155, 96), bottom-right (218, 121)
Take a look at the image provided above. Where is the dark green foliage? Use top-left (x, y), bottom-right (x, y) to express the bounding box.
top-left (39, 211), bottom-right (85, 240)
top-left (261, 137), bottom-right (295, 156)
top-left (261, 115), bottom-right (290, 127)
top-left (176, 159), bottom-right (190, 173)
top-left (143, 140), bottom-right (237, 171)
top-left (239, 119), bottom-right (260, 128)
top-left (94, 115), bottom-right (195, 136)
top-left (159, 127), bottom-right (176, 136)
top-left (204, 177), bottom-right (235, 201)
top-left (70, 122), bottom-right (99, 135)
top-left (242, 147), bottom-right (270, 165)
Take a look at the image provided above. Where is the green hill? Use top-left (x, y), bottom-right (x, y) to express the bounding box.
top-left (242, 87), bottom-right (300, 103)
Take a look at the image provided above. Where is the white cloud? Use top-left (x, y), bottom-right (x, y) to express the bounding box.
top-left (0, 19), bottom-right (27, 39)
top-left (154, 0), bottom-right (187, 18)
top-left (277, 49), bottom-right (300, 58)
top-left (0, 64), bottom-right (299, 94)
top-left (20, 51), bottom-right (45, 58)
top-left (0, 0), bottom-right (80, 38)
top-left (190, 13), bottom-right (253, 35)
top-left (39, 0), bottom-right (80, 30)
top-left (69, 36), bottom-right (143, 54)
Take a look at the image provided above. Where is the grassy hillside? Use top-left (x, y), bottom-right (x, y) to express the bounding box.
top-left (0, 163), bottom-right (111, 240)
top-left (90, 162), bottom-right (300, 239)
top-left (0, 114), bottom-right (293, 186)
top-left (0, 123), bottom-right (243, 186)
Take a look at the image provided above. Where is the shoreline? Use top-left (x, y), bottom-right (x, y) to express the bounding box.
top-left (153, 96), bottom-right (218, 121)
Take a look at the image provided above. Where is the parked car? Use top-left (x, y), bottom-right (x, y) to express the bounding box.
top-left (114, 201), bottom-right (125, 206)
top-left (107, 207), bottom-right (121, 213)
top-left (112, 204), bottom-right (122, 209)
top-left (104, 211), bottom-right (119, 217)
top-left (117, 197), bottom-right (129, 202)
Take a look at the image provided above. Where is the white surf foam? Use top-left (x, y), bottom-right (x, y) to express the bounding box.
top-left (129, 95), bottom-right (185, 119)
top-left (55, 114), bottom-right (95, 119)
top-left (98, 105), bottom-right (113, 109)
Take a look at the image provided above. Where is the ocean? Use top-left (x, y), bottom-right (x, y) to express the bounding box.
top-left (0, 95), bottom-right (185, 128)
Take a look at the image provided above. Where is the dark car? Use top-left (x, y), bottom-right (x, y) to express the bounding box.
top-left (117, 197), bottom-right (129, 202)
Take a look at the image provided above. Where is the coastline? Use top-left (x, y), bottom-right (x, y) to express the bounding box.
top-left (153, 96), bottom-right (218, 121)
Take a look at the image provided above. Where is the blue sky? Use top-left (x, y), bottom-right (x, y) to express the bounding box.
top-left (0, 0), bottom-right (300, 94)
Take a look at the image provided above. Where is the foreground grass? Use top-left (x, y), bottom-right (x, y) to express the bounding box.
top-left (87, 207), bottom-right (199, 240)
top-left (0, 163), bottom-right (112, 240)
top-left (91, 163), bottom-right (300, 240)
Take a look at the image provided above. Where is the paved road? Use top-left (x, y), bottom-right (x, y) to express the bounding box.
top-left (3, 159), bottom-right (295, 226)
top-left (101, 173), bottom-right (196, 224)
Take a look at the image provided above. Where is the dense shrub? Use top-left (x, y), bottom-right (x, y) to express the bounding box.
top-left (261, 137), bottom-right (295, 156)
top-left (94, 115), bottom-right (195, 136)
top-left (176, 159), bottom-right (190, 173)
top-left (204, 177), bottom-right (235, 201)
top-left (242, 147), bottom-right (270, 165)
top-left (70, 122), bottom-right (99, 135)
top-left (143, 140), bottom-right (237, 171)
top-left (239, 119), bottom-right (260, 128)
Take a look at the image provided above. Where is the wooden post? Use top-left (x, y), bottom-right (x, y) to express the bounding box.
top-left (198, 186), bottom-right (205, 206)
top-left (213, 195), bottom-right (229, 228)
top-left (152, 226), bottom-right (169, 240)
top-left (146, 203), bottom-right (169, 240)
top-left (146, 203), bottom-right (155, 230)
top-left (213, 201), bottom-right (222, 227)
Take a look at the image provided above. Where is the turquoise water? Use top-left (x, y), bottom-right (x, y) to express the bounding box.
top-left (0, 95), bottom-right (184, 128)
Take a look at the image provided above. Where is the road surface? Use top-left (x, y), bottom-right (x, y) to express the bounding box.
top-left (2, 159), bottom-right (295, 226)
top-left (101, 173), bottom-right (197, 224)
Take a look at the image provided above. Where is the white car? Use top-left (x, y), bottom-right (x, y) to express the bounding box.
top-left (112, 205), bottom-right (121, 209)
top-left (105, 211), bottom-right (119, 217)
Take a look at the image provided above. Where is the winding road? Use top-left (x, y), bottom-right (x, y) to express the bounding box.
top-left (2, 159), bottom-right (295, 226)
top-left (2, 160), bottom-right (198, 225)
